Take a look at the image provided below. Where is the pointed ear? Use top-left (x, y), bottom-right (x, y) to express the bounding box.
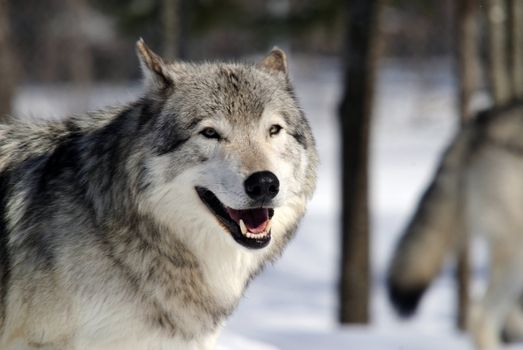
top-left (257, 47), bottom-right (288, 75)
top-left (136, 38), bottom-right (173, 89)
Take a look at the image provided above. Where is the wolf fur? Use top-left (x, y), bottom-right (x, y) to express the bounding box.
top-left (387, 102), bottom-right (523, 349)
top-left (0, 40), bottom-right (318, 350)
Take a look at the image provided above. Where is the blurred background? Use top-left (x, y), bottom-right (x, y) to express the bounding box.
top-left (1, 0), bottom-right (453, 80)
top-left (1, 0), bottom-right (521, 349)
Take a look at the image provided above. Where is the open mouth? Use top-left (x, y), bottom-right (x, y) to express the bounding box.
top-left (195, 187), bottom-right (274, 249)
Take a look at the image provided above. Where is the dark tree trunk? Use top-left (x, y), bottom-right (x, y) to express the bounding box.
top-left (456, 0), bottom-right (479, 123)
top-left (162, 0), bottom-right (189, 60)
top-left (162, 0), bottom-right (179, 59)
top-left (454, 0), bottom-right (478, 330)
top-left (63, 0), bottom-right (93, 112)
top-left (0, 0), bottom-right (16, 121)
top-left (338, 0), bottom-right (383, 324)
top-left (485, 0), bottom-right (511, 105)
top-left (67, 0), bottom-right (92, 85)
top-left (508, 0), bottom-right (523, 98)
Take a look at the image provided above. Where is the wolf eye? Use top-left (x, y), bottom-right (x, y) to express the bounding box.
top-left (269, 124), bottom-right (283, 137)
top-left (200, 127), bottom-right (221, 140)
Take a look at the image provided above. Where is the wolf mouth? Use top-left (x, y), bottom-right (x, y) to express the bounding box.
top-left (195, 187), bottom-right (273, 249)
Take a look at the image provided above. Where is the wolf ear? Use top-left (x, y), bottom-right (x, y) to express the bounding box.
top-left (257, 47), bottom-right (288, 75)
top-left (136, 38), bottom-right (173, 89)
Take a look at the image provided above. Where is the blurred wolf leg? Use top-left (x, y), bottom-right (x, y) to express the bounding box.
top-left (470, 240), bottom-right (523, 350)
top-left (501, 296), bottom-right (523, 343)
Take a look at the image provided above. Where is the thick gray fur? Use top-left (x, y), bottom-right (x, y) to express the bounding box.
top-left (387, 102), bottom-right (523, 349)
top-left (0, 41), bottom-right (318, 349)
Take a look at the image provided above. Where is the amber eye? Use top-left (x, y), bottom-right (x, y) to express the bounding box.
top-left (269, 124), bottom-right (283, 137)
top-left (200, 127), bottom-right (221, 140)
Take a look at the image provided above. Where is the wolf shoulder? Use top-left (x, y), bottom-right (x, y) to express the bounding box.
top-left (0, 106), bottom-right (125, 172)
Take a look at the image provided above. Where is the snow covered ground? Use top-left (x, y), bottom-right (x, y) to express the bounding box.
top-left (11, 57), bottom-right (498, 349)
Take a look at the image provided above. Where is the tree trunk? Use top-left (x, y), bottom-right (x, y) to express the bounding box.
top-left (162, 0), bottom-right (189, 60)
top-left (162, 0), bottom-right (179, 59)
top-left (65, 0), bottom-right (92, 112)
top-left (486, 0), bottom-right (511, 105)
top-left (338, 0), bottom-right (382, 324)
top-left (67, 0), bottom-right (92, 85)
top-left (508, 0), bottom-right (523, 98)
top-left (454, 0), bottom-right (479, 331)
top-left (0, 0), bottom-right (16, 121)
top-left (456, 0), bottom-right (478, 122)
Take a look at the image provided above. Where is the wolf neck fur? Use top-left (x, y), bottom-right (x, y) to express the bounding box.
top-left (3, 98), bottom-right (254, 337)
top-left (67, 99), bottom-right (260, 328)
top-left (71, 100), bottom-right (255, 319)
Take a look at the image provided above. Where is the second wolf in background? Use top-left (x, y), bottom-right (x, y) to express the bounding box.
top-left (387, 103), bottom-right (523, 349)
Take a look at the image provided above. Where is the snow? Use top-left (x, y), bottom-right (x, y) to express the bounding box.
top-left (11, 57), bottom-right (495, 349)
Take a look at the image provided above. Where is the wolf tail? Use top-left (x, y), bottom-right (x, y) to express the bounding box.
top-left (387, 126), bottom-right (473, 317)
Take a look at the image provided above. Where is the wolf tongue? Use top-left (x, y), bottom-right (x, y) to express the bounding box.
top-left (227, 208), bottom-right (269, 234)
top-left (242, 208), bottom-right (270, 233)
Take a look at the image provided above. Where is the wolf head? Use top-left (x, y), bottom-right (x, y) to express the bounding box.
top-left (135, 40), bottom-right (317, 260)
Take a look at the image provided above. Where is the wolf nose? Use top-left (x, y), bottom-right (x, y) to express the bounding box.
top-left (244, 171), bottom-right (280, 201)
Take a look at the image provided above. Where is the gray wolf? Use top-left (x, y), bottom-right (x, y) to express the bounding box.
top-left (387, 102), bottom-right (523, 349)
top-left (0, 39), bottom-right (318, 349)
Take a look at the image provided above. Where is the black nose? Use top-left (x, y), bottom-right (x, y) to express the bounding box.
top-left (244, 171), bottom-right (280, 201)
